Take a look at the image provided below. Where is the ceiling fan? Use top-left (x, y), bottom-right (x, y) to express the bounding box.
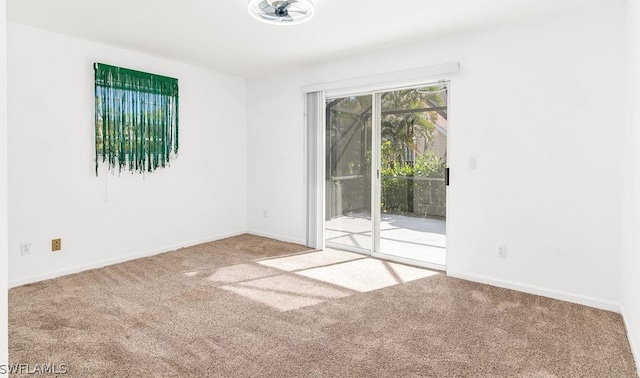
top-left (248, 0), bottom-right (315, 25)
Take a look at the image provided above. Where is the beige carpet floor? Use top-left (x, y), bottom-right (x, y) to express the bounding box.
top-left (9, 234), bottom-right (638, 377)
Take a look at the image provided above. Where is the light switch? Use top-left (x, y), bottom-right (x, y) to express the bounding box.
top-left (469, 157), bottom-right (477, 170)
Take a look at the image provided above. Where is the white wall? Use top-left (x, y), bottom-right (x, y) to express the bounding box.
top-left (622, 0), bottom-right (640, 365)
top-left (247, 3), bottom-right (627, 310)
top-left (247, 70), bottom-right (307, 244)
top-left (7, 23), bottom-right (248, 286)
top-left (1, 1), bottom-right (9, 374)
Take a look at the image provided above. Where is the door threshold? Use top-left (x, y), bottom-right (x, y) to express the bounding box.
top-left (371, 251), bottom-right (446, 272)
top-left (325, 242), bottom-right (370, 257)
top-left (324, 242), bottom-right (446, 272)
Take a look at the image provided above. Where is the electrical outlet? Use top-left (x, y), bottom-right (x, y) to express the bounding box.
top-left (52, 238), bottom-right (61, 252)
top-left (498, 245), bottom-right (507, 258)
top-left (20, 242), bottom-right (32, 256)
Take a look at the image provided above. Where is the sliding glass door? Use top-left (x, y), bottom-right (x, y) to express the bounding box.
top-left (324, 95), bottom-right (373, 253)
top-left (324, 83), bottom-right (448, 268)
top-left (375, 85), bottom-right (448, 266)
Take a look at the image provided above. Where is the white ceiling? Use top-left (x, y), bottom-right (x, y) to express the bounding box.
top-left (7, 0), bottom-right (611, 78)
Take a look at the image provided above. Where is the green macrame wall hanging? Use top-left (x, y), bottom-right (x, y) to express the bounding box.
top-left (94, 63), bottom-right (179, 175)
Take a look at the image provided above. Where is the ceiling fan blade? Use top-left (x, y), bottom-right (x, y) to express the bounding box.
top-left (282, 15), bottom-right (294, 22)
top-left (280, 0), bottom-right (297, 10)
top-left (258, 0), bottom-right (276, 14)
top-left (258, 12), bottom-right (280, 21)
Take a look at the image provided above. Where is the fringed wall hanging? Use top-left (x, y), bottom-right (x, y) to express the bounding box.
top-left (94, 63), bottom-right (179, 175)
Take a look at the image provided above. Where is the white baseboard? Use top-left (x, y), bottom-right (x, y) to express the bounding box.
top-left (446, 270), bottom-right (621, 313)
top-left (621, 305), bottom-right (640, 376)
top-left (246, 229), bottom-right (307, 246)
top-left (8, 230), bottom-right (246, 288)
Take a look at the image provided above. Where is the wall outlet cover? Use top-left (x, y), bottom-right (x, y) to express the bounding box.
top-left (20, 242), bottom-right (32, 255)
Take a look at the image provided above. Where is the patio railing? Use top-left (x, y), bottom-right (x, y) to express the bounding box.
top-left (328, 175), bottom-right (445, 218)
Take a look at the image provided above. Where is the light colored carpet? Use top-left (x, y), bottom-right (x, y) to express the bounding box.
top-left (8, 234), bottom-right (637, 377)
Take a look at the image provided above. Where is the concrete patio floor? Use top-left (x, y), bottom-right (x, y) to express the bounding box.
top-left (325, 213), bottom-right (446, 266)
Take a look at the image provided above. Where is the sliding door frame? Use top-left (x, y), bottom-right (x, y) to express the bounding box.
top-left (304, 62), bottom-right (459, 269)
top-left (372, 92), bottom-right (381, 255)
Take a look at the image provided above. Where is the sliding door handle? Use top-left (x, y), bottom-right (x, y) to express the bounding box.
top-left (445, 168), bottom-right (450, 186)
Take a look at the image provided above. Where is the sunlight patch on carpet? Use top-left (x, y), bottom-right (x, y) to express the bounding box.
top-left (257, 248), bottom-right (364, 272)
top-left (206, 263), bottom-right (280, 284)
top-left (220, 275), bottom-right (351, 311)
top-left (296, 259), bottom-right (439, 292)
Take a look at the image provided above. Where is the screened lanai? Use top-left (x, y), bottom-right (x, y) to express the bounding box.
top-left (324, 84), bottom-right (448, 266)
